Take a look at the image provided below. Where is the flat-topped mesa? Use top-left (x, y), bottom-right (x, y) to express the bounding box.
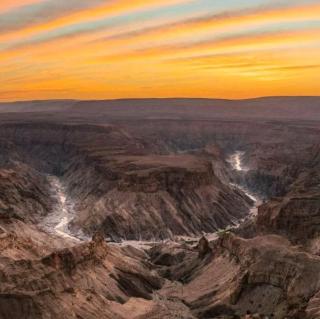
top-left (0, 121), bottom-right (255, 241)
top-left (69, 154), bottom-right (252, 240)
top-left (116, 155), bottom-right (216, 192)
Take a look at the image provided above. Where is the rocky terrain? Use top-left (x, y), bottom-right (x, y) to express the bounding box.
top-left (0, 97), bottom-right (319, 318)
top-left (0, 122), bottom-right (253, 240)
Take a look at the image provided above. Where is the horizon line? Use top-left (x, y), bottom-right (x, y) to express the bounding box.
top-left (1, 95), bottom-right (320, 104)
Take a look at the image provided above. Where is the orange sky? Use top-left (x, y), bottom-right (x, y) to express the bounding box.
top-left (0, 0), bottom-right (320, 101)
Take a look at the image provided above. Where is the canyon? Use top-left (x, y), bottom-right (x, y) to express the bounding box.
top-left (0, 97), bottom-right (320, 318)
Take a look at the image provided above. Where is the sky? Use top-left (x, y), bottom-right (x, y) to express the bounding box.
top-left (0, 0), bottom-right (320, 101)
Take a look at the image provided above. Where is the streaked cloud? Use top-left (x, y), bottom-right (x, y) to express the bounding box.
top-left (0, 0), bottom-right (319, 101)
top-left (0, 0), bottom-right (42, 13)
top-left (92, 1), bottom-right (320, 43)
top-left (0, 0), bottom-right (107, 32)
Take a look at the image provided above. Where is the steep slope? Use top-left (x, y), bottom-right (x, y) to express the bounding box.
top-left (0, 122), bottom-right (254, 240)
top-left (0, 161), bottom-right (53, 223)
top-left (0, 219), bottom-right (169, 319)
top-left (256, 146), bottom-right (320, 244)
top-left (0, 98), bottom-right (319, 318)
top-left (67, 154), bottom-right (252, 240)
top-left (151, 234), bottom-right (320, 318)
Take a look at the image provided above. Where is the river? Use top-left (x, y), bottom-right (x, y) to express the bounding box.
top-left (41, 151), bottom-right (259, 247)
top-left (228, 151), bottom-right (259, 217)
top-left (42, 176), bottom-right (81, 242)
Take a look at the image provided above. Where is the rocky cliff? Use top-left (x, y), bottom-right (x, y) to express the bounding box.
top-left (67, 154), bottom-right (252, 240)
top-left (0, 102), bottom-right (319, 318)
top-left (0, 122), bottom-right (253, 240)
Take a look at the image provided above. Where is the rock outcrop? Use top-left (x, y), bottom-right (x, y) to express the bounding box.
top-left (0, 219), bottom-right (166, 319)
top-left (0, 123), bottom-right (253, 240)
top-left (68, 154), bottom-right (252, 240)
top-left (151, 233), bottom-right (320, 318)
top-left (0, 162), bottom-right (53, 223)
top-left (257, 168), bottom-right (320, 244)
top-left (0, 99), bottom-right (319, 318)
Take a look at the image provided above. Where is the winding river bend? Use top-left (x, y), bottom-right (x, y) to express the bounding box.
top-left (41, 151), bottom-right (259, 245)
top-left (228, 151), bottom-right (260, 218)
top-left (42, 176), bottom-right (81, 242)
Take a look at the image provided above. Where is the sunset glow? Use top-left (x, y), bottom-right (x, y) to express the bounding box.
top-left (1, 0), bottom-right (320, 101)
